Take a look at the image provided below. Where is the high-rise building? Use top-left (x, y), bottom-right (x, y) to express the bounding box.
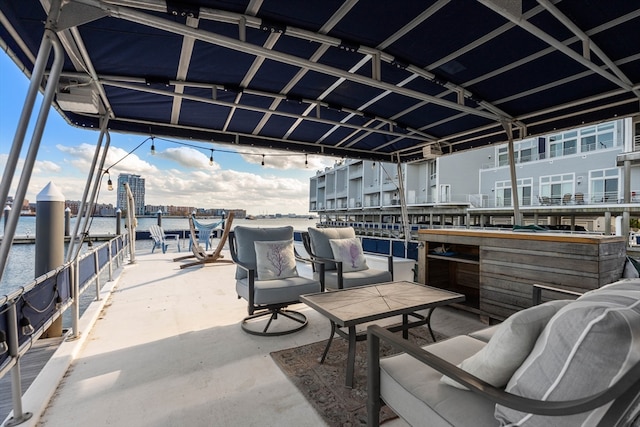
top-left (116, 174), bottom-right (145, 216)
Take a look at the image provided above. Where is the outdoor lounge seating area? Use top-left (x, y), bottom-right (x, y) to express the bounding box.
top-left (367, 280), bottom-right (640, 427)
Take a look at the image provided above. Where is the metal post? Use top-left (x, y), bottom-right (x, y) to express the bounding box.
top-left (94, 251), bottom-right (101, 301)
top-left (64, 206), bottom-right (71, 237)
top-left (116, 208), bottom-right (122, 235)
top-left (0, 28), bottom-right (63, 286)
top-left (71, 260), bottom-right (80, 339)
top-left (36, 182), bottom-right (65, 337)
top-left (156, 209), bottom-right (162, 227)
top-left (6, 303), bottom-right (33, 426)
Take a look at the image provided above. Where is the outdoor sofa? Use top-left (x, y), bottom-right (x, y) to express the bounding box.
top-left (367, 279), bottom-right (640, 426)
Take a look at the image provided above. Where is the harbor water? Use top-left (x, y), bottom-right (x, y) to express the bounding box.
top-left (0, 216), bottom-right (319, 296)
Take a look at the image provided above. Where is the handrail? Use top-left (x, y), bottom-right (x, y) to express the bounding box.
top-left (0, 234), bottom-right (127, 422)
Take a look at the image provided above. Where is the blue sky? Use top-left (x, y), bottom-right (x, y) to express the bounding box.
top-left (0, 52), bottom-right (333, 215)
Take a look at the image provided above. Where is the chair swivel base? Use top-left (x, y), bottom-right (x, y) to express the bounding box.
top-left (241, 309), bottom-right (308, 336)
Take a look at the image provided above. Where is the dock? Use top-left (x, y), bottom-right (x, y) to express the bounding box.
top-left (1, 243), bottom-right (487, 426)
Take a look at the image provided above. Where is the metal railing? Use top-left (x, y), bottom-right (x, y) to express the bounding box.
top-left (0, 234), bottom-right (128, 425)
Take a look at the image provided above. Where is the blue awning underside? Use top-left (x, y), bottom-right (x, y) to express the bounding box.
top-left (1, 0), bottom-right (639, 162)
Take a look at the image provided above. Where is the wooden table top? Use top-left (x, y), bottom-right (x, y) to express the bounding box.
top-left (300, 281), bottom-right (465, 327)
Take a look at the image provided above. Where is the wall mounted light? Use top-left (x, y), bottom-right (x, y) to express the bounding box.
top-left (20, 316), bottom-right (34, 336)
top-left (0, 330), bottom-right (8, 354)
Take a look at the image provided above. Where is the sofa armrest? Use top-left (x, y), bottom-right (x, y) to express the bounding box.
top-left (532, 284), bottom-right (583, 305)
top-left (366, 324), bottom-right (640, 427)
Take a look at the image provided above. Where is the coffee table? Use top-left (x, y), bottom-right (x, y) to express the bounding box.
top-left (300, 280), bottom-right (465, 387)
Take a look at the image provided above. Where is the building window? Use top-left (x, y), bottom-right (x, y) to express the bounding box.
top-left (590, 168), bottom-right (619, 203)
top-left (549, 131), bottom-right (578, 158)
top-left (580, 122), bottom-right (616, 152)
top-left (495, 178), bottom-right (532, 207)
top-left (497, 139), bottom-right (537, 166)
top-left (540, 174), bottom-right (574, 204)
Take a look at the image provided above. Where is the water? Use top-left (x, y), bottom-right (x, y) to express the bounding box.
top-left (0, 216), bottom-right (319, 295)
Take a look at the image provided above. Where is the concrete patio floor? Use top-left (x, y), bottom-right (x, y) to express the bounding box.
top-left (6, 244), bottom-right (487, 427)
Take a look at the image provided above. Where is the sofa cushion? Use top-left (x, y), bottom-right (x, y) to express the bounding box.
top-left (254, 239), bottom-right (298, 280)
top-left (234, 226), bottom-right (294, 279)
top-left (494, 289), bottom-right (640, 426)
top-left (235, 275), bottom-right (320, 305)
top-left (441, 300), bottom-right (569, 389)
top-left (380, 335), bottom-right (497, 427)
top-left (329, 237), bottom-right (369, 272)
top-left (317, 268), bottom-right (392, 290)
top-left (307, 227), bottom-right (356, 270)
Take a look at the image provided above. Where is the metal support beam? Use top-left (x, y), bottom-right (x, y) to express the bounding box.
top-left (502, 121), bottom-right (522, 225)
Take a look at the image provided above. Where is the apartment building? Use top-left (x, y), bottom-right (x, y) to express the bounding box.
top-left (310, 117), bottom-right (640, 235)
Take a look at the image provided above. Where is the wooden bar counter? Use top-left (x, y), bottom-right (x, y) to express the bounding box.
top-left (417, 229), bottom-right (627, 321)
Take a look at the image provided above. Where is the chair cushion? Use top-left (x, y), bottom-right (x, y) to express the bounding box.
top-left (494, 286), bottom-right (640, 426)
top-left (254, 239), bottom-right (298, 280)
top-left (307, 227), bottom-right (356, 270)
top-left (318, 268), bottom-right (392, 290)
top-left (328, 237), bottom-right (369, 272)
top-left (441, 300), bottom-right (569, 389)
top-left (234, 226), bottom-right (293, 279)
top-left (235, 275), bottom-right (320, 305)
top-left (380, 335), bottom-right (497, 427)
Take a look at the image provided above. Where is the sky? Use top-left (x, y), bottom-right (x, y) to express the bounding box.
top-left (0, 52), bottom-right (335, 216)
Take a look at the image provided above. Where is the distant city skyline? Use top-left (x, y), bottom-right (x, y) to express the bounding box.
top-left (0, 53), bottom-right (336, 216)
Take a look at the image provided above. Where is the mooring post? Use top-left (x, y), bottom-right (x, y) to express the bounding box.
top-left (64, 206), bottom-right (71, 237)
top-left (116, 208), bottom-right (122, 235)
top-left (36, 182), bottom-right (65, 337)
top-left (156, 209), bottom-right (162, 227)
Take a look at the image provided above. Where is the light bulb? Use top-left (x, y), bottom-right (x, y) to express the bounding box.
top-left (209, 150), bottom-right (214, 166)
top-left (107, 178), bottom-right (113, 191)
top-left (151, 140), bottom-right (156, 155)
top-left (261, 155), bottom-right (265, 166)
top-left (305, 154), bottom-right (308, 168)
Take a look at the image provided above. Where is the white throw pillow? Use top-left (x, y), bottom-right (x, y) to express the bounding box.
top-left (254, 239), bottom-right (298, 280)
top-left (441, 300), bottom-right (569, 389)
top-left (328, 237), bottom-right (369, 272)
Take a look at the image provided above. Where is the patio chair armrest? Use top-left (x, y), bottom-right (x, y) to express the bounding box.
top-left (532, 284), bottom-right (583, 305)
top-left (366, 325), bottom-right (640, 427)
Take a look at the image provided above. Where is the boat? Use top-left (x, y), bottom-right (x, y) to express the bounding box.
top-left (1, 2), bottom-right (640, 426)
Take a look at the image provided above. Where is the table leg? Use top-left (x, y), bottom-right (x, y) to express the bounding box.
top-left (346, 325), bottom-right (356, 388)
top-left (402, 313), bottom-right (408, 339)
top-left (320, 321), bottom-right (336, 363)
top-left (426, 308), bottom-right (437, 341)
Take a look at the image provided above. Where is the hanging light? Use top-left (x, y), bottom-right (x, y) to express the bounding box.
top-left (0, 330), bottom-right (8, 354)
top-left (261, 155), bottom-right (265, 166)
top-left (106, 170), bottom-right (113, 191)
top-left (150, 137), bottom-right (156, 155)
top-left (20, 316), bottom-right (34, 336)
top-left (209, 149), bottom-right (214, 166)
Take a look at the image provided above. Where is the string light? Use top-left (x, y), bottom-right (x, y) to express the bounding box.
top-left (261, 154), bottom-right (265, 166)
top-left (106, 170), bottom-right (113, 191)
top-left (305, 154), bottom-right (308, 168)
top-left (209, 149), bottom-right (214, 166)
top-left (150, 137), bottom-right (156, 155)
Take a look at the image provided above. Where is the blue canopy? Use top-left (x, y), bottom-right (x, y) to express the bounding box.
top-left (1, 0), bottom-right (638, 162)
